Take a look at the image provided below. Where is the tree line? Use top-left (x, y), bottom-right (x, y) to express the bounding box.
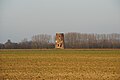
top-left (64, 32), bottom-right (120, 48)
top-left (0, 32), bottom-right (120, 49)
top-left (0, 34), bottom-right (54, 49)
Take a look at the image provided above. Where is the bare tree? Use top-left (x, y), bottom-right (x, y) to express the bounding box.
top-left (19, 38), bottom-right (32, 49)
top-left (64, 32), bottom-right (120, 49)
top-left (31, 34), bottom-right (52, 49)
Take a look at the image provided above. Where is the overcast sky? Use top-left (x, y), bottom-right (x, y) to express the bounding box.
top-left (0, 0), bottom-right (120, 43)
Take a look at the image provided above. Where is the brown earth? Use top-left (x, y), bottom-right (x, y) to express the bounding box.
top-left (0, 50), bottom-right (120, 80)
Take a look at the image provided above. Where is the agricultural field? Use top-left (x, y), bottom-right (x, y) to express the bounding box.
top-left (0, 49), bottom-right (120, 80)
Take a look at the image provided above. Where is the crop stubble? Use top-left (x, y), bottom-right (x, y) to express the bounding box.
top-left (0, 49), bottom-right (120, 80)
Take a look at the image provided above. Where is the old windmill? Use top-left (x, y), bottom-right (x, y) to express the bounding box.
top-left (55, 33), bottom-right (64, 49)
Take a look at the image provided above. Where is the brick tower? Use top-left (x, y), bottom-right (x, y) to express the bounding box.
top-left (55, 33), bottom-right (64, 49)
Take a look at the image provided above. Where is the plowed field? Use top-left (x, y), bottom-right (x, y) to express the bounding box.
top-left (0, 49), bottom-right (120, 80)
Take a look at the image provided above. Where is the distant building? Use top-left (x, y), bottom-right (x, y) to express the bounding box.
top-left (4, 39), bottom-right (18, 49)
top-left (55, 33), bottom-right (64, 49)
